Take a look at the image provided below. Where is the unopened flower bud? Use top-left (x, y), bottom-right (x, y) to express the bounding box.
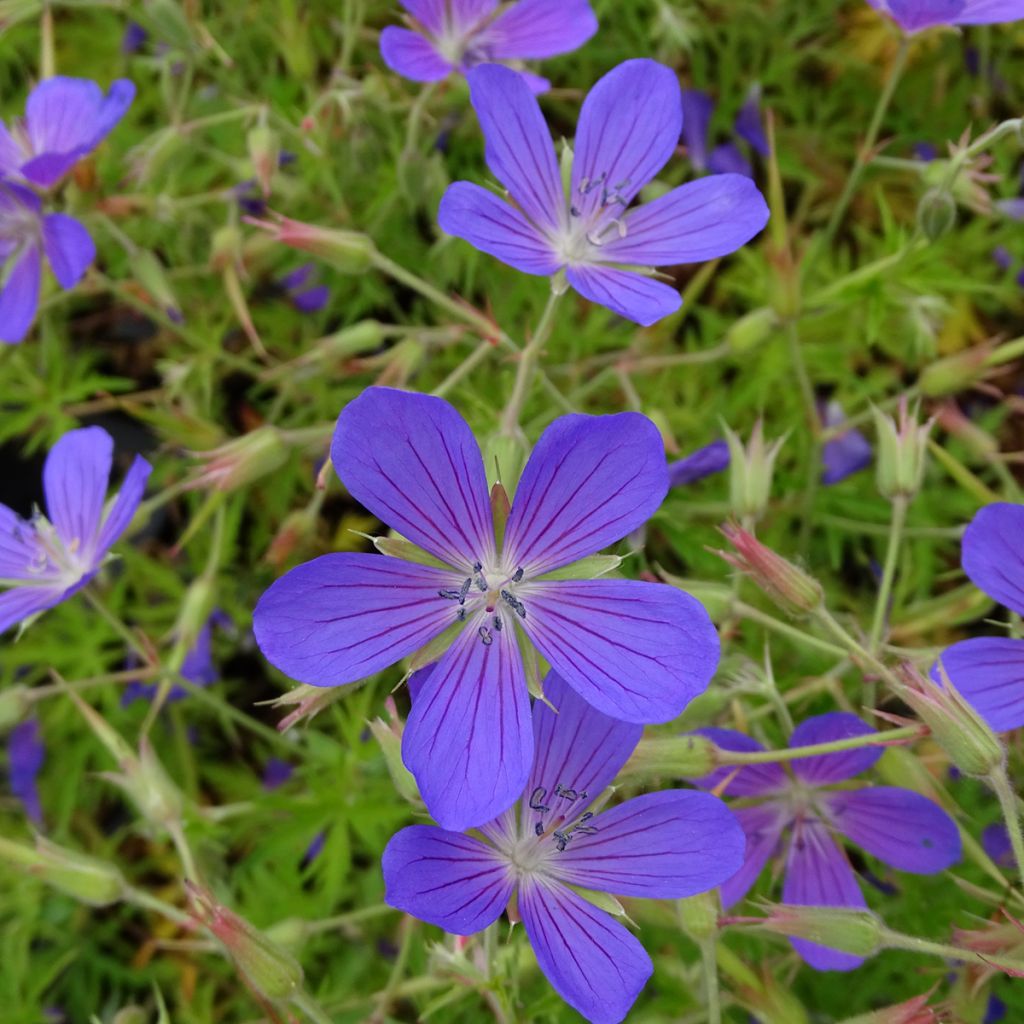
top-left (621, 734), bottom-right (717, 778)
top-left (172, 577), bottom-right (216, 667)
top-left (916, 188), bottom-right (957, 241)
top-left (0, 835), bottom-right (124, 906)
top-left (265, 509), bottom-right (319, 568)
top-left (717, 524), bottom-right (823, 618)
top-left (320, 320), bottom-right (386, 360)
top-left (757, 903), bottom-right (882, 957)
top-left (0, 685), bottom-right (31, 731)
top-left (918, 346), bottom-right (989, 397)
top-left (723, 420), bottom-right (784, 522)
top-left (934, 401), bottom-right (998, 463)
top-left (481, 432), bottom-right (528, 496)
top-left (840, 994), bottom-right (937, 1024)
top-left (726, 307), bottom-right (779, 354)
top-left (896, 662), bottom-right (1004, 778)
top-left (373, 536), bottom-right (448, 569)
top-left (872, 398), bottom-right (933, 500)
top-left (269, 684), bottom-right (345, 732)
top-left (133, 249), bottom-right (182, 324)
top-left (248, 212), bottom-right (376, 273)
top-left (367, 705), bottom-right (421, 806)
top-left (188, 426), bottom-right (289, 492)
top-left (247, 121), bottom-right (280, 198)
top-left (210, 224), bottom-right (243, 272)
top-left (188, 884), bottom-right (303, 1000)
top-left (678, 891), bottom-right (720, 942)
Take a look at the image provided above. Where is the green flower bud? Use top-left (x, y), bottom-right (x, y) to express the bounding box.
top-left (188, 426), bottom-right (289, 493)
top-left (678, 891), bottom-right (720, 942)
top-left (367, 699), bottom-right (421, 807)
top-left (872, 399), bottom-right (933, 500)
top-left (620, 734), bottom-right (717, 778)
top-left (724, 420), bottom-right (785, 523)
top-left (758, 903), bottom-right (882, 957)
top-left (916, 188), bottom-right (957, 241)
top-left (726, 307), bottom-right (779, 354)
top-left (133, 250), bottom-right (182, 324)
top-left (0, 685), bottom-right (31, 731)
top-left (249, 213), bottom-right (376, 274)
top-left (918, 347), bottom-right (989, 398)
top-left (0, 835), bottom-right (124, 906)
top-left (247, 121), bottom-right (280, 198)
top-left (481, 432), bottom-right (528, 496)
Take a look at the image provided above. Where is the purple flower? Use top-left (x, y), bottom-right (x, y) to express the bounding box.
top-left (438, 61), bottom-right (770, 326)
top-left (934, 503), bottom-right (1024, 731)
top-left (383, 672), bottom-right (744, 1024)
top-left (982, 823), bottom-right (1014, 867)
top-left (8, 719), bottom-right (45, 825)
top-left (253, 386), bottom-right (719, 830)
top-left (380, 0), bottom-right (598, 93)
top-left (121, 21), bottom-right (149, 54)
top-left (821, 401), bottom-right (872, 485)
top-left (668, 439), bottom-right (730, 487)
top-left (0, 182), bottom-right (96, 344)
top-left (262, 757), bottom-right (294, 790)
top-left (864, 0), bottom-right (1024, 32)
top-left (689, 713), bottom-right (961, 971)
top-left (0, 77), bottom-right (135, 188)
top-left (0, 427), bottom-right (151, 634)
top-left (681, 85), bottom-right (767, 179)
top-left (278, 263), bottom-right (330, 313)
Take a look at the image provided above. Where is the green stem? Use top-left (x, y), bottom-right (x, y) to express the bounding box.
top-left (699, 938), bottom-right (721, 1024)
top-left (124, 885), bottom-right (193, 928)
top-left (85, 587), bottom-right (150, 663)
top-left (823, 37), bottom-right (910, 246)
top-left (291, 989), bottom-right (337, 1024)
top-left (880, 926), bottom-right (1024, 974)
top-left (868, 495), bottom-right (908, 656)
top-left (499, 289), bottom-right (563, 437)
top-left (40, 2), bottom-right (55, 77)
top-left (718, 724), bottom-right (921, 766)
top-left (988, 765), bottom-right (1024, 890)
top-left (403, 81), bottom-right (438, 159)
top-left (431, 340), bottom-right (495, 398)
top-left (784, 318), bottom-right (821, 552)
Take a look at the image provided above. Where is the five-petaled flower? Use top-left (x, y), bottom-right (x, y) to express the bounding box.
top-left (383, 671), bottom-right (745, 1024)
top-left (933, 502), bottom-right (1024, 732)
top-left (380, 0), bottom-right (598, 94)
top-left (438, 59), bottom-right (770, 326)
top-left (690, 713), bottom-right (961, 971)
top-left (864, 0), bottom-right (1024, 32)
top-left (0, 426), bottom-right (151, 634)
top-left (0, 77), bottom-right (135, 344)
top-left (253, 386), bottom-right (719, 830)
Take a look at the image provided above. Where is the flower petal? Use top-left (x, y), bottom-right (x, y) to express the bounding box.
top-left (331, 387), bottom-right (494, 570)
top-left (478, 0), bottom-right (598, 59)
top-left (42, 214), bottom-right (95, 290)
top-left (961, 503), bottom-right (1024, 616)
top-left (688, 727), bottom-right (786, 797)
top-left (934, 636), bottom-right (1024, 732)
top-left (379, 26), bottom-right (453, 81)
top-left (552, 789), bottom-right (745, 898)
top-left (0, 584), bottom-right (65, 634)
top-left (680, 89), bottom-right (714, 172)
top-left (668, 439), bottom-right (730, 487)
top-left (504, 411), bottom-right (667, 576)
top-left (382, 824), bottom-right (514, 935)
top-left (0, 505), bottom-right (46, 581)
top-left (519, 877), bottom-right (652, 1024)
top-left (519, 670), bottom-right (641, 835)
top-left (821, 402), bottom-right (872, 485)
top-left (43, 426), bottom-right (113, 552)
top-left (597, 175), bottom-right (769, 267)
top-left (571, 60), bottom-right (682, 227)
top-left (958, 0), bottom-right (1024, 24)
top-left (720, 804), bottom-right (788, 909)
top-left (0, 245), bottom-right (42, 345)
top-left (465, 64), bottom-right (564, 235)
top-left (707, 143), bottom-right (752, 178)
top-left (0, 122), bottom-right (23, 176)
top-left (782, 816), bottom-right (867, 972)
top-left (521, 579), bottom-right (719, 723)
top-left (400, 0), bottom-right (447, 33)
top-left (403, 615), bottom-right (532, 830)
top-left (8, 719), bottom-right (45, 824)
top-left (449, 0), bottom-right (499, 28)
top-left (253, 553), bottom-right (460, 686)
top-left (734, 88), bottom-right (769, 157)
top-left (566, 263), bottom-right (681, 325)
top-left (438, 181), bottom-right (560, 275)
top-left (95, 454), bottom-right (152, 556)
top-left (822, 787), bottom-right (961, 874)
top-left (789, 712), bottom-right (882, 785)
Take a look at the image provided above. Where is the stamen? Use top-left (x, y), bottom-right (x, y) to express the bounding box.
top-left (458, 577), bottom-right (471, 604)
top-left (478, 625), bottom-right (493, 646)
top-left (493, 615), bottom-right (503, 632)
top-left (511, 567), bottom-right (524, 583)
top-left (500, 590), bottom-right (526, 619)
top-left (529, 787), bottom-right (551, 813)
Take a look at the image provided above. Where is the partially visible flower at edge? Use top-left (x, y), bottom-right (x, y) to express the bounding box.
top-left (384, 670), bottom-right (744, 1024)
top-left (864, 0), bottom-right (1024, 34)
top-left (438, 60), bottom-right (769, 326)
top-left (380, 0), bottom-right (598, 94)
top-left (278, 263), bottom-right (330, 313)
top-left (668, 439), bottom-right (730, 487)
top-left (821, 400), bottom-right (872, 485)
top-left (7, 719), bottom-right (45, 825)
top-left (0, 427), bottom-right (151, 634)
top-left (681, 85), bottom-right (768, 179)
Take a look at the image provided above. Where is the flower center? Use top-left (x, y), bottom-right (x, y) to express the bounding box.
top-left (437, 561), bottom-right (527, 643)
top-left (556, 169), bottom-right (633, 265)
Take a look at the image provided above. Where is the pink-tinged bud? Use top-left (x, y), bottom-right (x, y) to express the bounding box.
top-left (247, 121), bottom-right (279, 198)
top-left (264, 509), bottom-right (318, 569)
top-left (187, 427), bottom-right (289, 493)
top-left (188, 884), bottom-right (303, 1000)
top-left (367, 703), bottom-right (420, 806)
top-left (748, 903), bottom-right (882, 957)
top-left (841, 993), bottom-right (938, 1024)
top-left (918, 346), bottom-right (991, 398)
top-left (723, 420), bottom-right (786, 522)
top-left (934, 401), bottom-right (998, 462)
top-left (872, 397), bottom-right (934, 500)
top-left (717, 523), bottom-right (823, 618)
top-left (0, 835), bottom-right (124, 906)
top-left (954, 910), bottom-right (1024, 959)
top-left (894, 662), bottom-right (1005, 778)
top-left (246, 211), bottom-right (375, 273)
top-left (268, 684), bottom-right (345, 733)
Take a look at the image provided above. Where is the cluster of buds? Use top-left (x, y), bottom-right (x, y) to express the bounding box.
top-left (724, 420), bottom-right (785, 523)
top-left (716, 523), bottom-right (824, 618)
top-left (872, 398), bottom-right (933, 501)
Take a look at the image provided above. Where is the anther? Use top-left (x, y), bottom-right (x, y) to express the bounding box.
top-left (493, 615), bottom-right (503, 631)
top-left (458, 577), bottom-right (471, 604)
top-left (511, 567), bottom-right (524, 583)
top-left (500, 590), bottom-right (526, 618)
top-left (529, 787), bottom-right (550, 813)
top-left (478, 626), bottom-right (493, 646)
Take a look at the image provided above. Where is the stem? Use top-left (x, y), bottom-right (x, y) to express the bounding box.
top-left (499, 289), bottom-right (562, 437)
top-left (732, 602), bottom-right (848, 657)
top-left (784, 318), bottom-right (821, 552)
top-left (880, 926), bottom-right (1024, 975)
top-left (989, 765), bottom-right (1024, 890)
top-left (718, 724), bottom-right (921, 766)
top-left (699, 938), bottom-right (721, 1024)
top-left (40, 3), bottom-right (55, 78)
top-left (823, 36), bottom-right (910, 246)
top-left (403, 81), bottom-right (438, 159)
top-left (291, 989), bottom-right (337, 1024)
top-left (867, 495), bottom-right (908, 656)
top-left (85, 587), bottom-right (150, 663)
top-left (431, 340), bottom-right (495, 398)
top-left (124, 885), bottom-right (193, 928)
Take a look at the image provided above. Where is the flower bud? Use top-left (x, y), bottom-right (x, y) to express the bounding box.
top-left (620, 734), bottom-right (717, 779)
top-left (320, 320), bottom-right (386, 360)
top-left (723, 420), bottom-right (784, 522)
top-left (0, 835), bottom-right (124, 906)
top-left (247, 212), bottom-right (376, 273)
top-left (210, 224), bottom-right (243, 272)
top-left (247, 121), bottom-right (280, 198)
top-left (717, 523), bottom-right (823, 618)
top-left (895, 662), bottom-right (1005, 778)
top-left (539, 554), bottom-right (622, 581)
top-left (188, 884), bottom-right (304, 1000)
top-left (916, 188), bottom-right (957, 241)
top-left (268, 684), bottom-right (345, 733)
top-left (917, 346), bottom-right (989, 397)
top-left (172, 578), bottom-right (216, 669)
top-left (756, 903), bottom-right (882, 957)
top-left (188, 426), bottom-right (289, 492)
top-left (0, 685), bottom-right (31, 731)
top-left (490, 481), bottom-right (511, 550)
top-left (872, 398), bottom-right (933, 500)
top-left (840, 994), bottom-right (937, 1024)
top-left (726, 307), bottom-right (779, 354)
top-left (678, 891), bottom-right (719, 942)
top-left (367, 700), bottom-right (421, 806)
top-left (481, 432), bottom-right (528, 496)
top-left (133, 250), bottom-right (182, 324)
top-left (264, 508), bottom-right (319, 568)
top-left (373, 536), bottom-right (448, 569)
top-left (933, 401), bottom-right (998, 463)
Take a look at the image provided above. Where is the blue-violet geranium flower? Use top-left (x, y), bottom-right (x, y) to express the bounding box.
top-left (865, 0), bottom-right (1024, 32)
